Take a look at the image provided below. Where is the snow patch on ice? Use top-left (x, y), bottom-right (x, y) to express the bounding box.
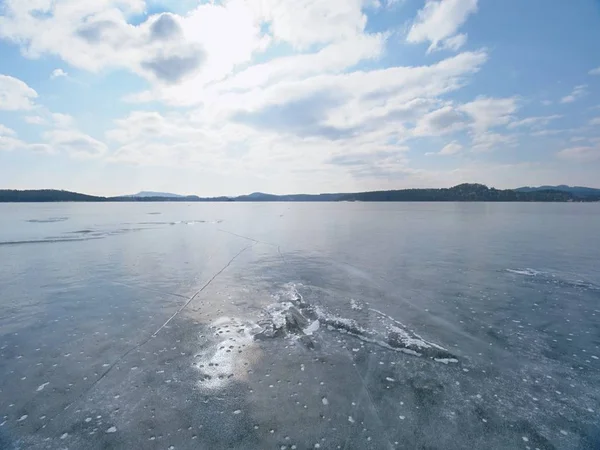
top-left (507, 268), bottom-right (544, 276)
top-left (434, 358), bottom-right (459, 365)
top-left (304, 320), bottom-right (320, 336)
top-left (350, 299), bottom-right (363, 311)
top-left (194, 317), bottom-right (259, 390)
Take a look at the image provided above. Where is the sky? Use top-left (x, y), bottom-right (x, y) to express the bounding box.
top-left (0, 0), bottom-right (599, 196)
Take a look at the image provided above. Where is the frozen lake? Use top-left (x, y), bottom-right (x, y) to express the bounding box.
top-left (0, 202), bottom-right (599, 449)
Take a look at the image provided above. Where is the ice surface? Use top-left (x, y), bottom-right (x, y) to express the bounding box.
top-left (194, 317), bottom-right (259, 390)
top-left (2, 203), bottom-right (599, 450)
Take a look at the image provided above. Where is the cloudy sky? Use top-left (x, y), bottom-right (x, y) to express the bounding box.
top-left (1, 0), bottom-right (599, 196)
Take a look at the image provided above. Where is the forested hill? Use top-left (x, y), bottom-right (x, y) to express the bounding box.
top-left (0, 184), bottom-right (598, 202)
top-left (0, 189), bottom-right (106, 202)
top-left (337, 184), bottom-right (581, 202)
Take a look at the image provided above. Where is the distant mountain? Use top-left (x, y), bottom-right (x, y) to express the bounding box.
top-left (1, 184), bottom-right (599, 203)
top-left (128, 191), bottom-right (185, 198)
top-left (515, 185), bottom-right (600, 198)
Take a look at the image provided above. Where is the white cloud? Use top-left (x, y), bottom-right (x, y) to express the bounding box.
top-left (4, 0), bottom-right (552, 190)
top-left (0, 74), bottom-right (37, 110)
top-left (1, 0), bottom-right (371, 87)
top-left (104, 48), bottom-right (490, 185)
top-left (557, 146), bottom-right (600, 162)
top-left (0, 124), bottom-right (53, 153)
top-left (589, 67), bottom-right (600, 76)
top-left (413, 106), bottom-right (468, 136)
top-left (0, 1), bottom-right (209, 84)
top-left (438, 141), bottom-right (463, 155)
top-left (0, 134), bottom-right (26, 152)
top-left (589, 117), bottom-right (600, 126)
top-left (439, 33), bottom-right (467, 52)
top-left (0, 124), bottom-right (16, 136)
top-left (51, 68), bottom-right (68, 79)
top-left (52, 113), bottom-right (75, 128)
top-left (44, 129), bottom-right (107, 158)
top-left (560, 84), bottom-right (588, 104)
top-left (507, 115), bottom-right (562, 129)
top-left (248, 0), bottom-right (370, 50)
top-left (459, 96), bottom-right (518, 132)
top-left (471, 131), bottom-right (517, 152)
top-left (531, 129), bottom-right (564, 137)
top-left (407, 0), bottom-right (478, 53)
top-left (24, 115), bottom-right (47, 125)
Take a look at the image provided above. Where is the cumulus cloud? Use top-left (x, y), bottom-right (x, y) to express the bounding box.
top-left (0, 1), bottom-right (209, 85)
top-left (50, 68), bottom-right (68, 79)
top-left (560, 84), bottom-right (588, 104)
top-left (52, 113), bottom-right (75, 128)
top-left (0, 124), bottom-right (16, 137)
top-left (251, 0), bottom-right (370, 50)
top-left (459, 96), bottom-right (518, 132)
top-left (0, 124), bottom-right (53, 153)
top-left (44, 130), bottom-right (107, 158)
top-left (149, 13), bottom-right (182, 41)
top-left (1, 0), bottom-right (539, 187)
top-left (0, 74), bottom-right (38, 110)
top-left (407, 0), bottom-right (478, 53)
top-left (104, 48), bottom-right (489, 180)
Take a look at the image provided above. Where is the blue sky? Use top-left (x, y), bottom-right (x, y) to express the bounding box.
top-left (0, 0), bottom-right (599, 196)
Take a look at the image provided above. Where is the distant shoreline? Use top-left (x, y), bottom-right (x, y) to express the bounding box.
top-left (1, 184), bottom-right (599, 203)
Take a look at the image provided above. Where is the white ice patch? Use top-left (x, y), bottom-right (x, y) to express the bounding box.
top-left (264, 302), bottom-right (295, 329)
top-left (194, 317), bottom-right (259, 390)
top-left (388, 326), bottom-right (433, 350)
top-left (507, 268), bottom-right (544, 276)
top-left (106, 426), bottom-right (117, 433)
top-left (36, 382), bottom-right (49, 392)
top-left (314, 305), bottom-right (451, 359)
top-left (304, 320), bottom-right (320, 336)
top-left (434, 358), bottom-right (459, 365)
top-left (280, 283), bottom-right (305, 305)
top-left (350, 299), bottom-right (363, 311)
